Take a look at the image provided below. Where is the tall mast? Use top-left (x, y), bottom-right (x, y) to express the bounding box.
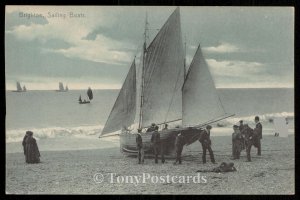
top-left (138, 12), bottom-right (148, 129)
top-left (184, 34), bottom-right (187, 79)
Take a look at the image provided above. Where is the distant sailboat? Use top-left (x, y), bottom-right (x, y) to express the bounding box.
top-left (56, 82), bottom-right (67, 92)
top-left (65, 85), bottom-right (69, 91)
top-left (79, 87), bottom-right (93, 104)
top-left (13, 81), bottom-right (26, 92)
top-left (99, 8), bottom-right (234, 157)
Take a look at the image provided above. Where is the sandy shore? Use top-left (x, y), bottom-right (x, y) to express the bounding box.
top-left (6, 135), bottom-right (294, 194)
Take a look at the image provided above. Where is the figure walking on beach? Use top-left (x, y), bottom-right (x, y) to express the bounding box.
top-left (199, 125), bottom-right (216, 164)
top-left (254, 116), bottom-right (262, 156)
top-left (174, 133), bottom-right (185, 165)
top-left (22, 131), bottom-right (30, 159)
top-left (151, 126), bottom-right (164, 163)
top-left (232, 125), bottom-right (243, 160)
top-left (23, 131), bottom-right (41, 164)
top-left (136, 128), bottom-right (144, 164)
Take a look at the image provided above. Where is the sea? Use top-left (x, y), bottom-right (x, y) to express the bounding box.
top-left (6, 88), bottom-right (294, 153)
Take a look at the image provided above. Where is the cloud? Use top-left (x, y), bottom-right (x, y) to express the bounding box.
top-left (206, 59), bottom-right (264, 77)
top-left (203, 42), bottom-right (240, 53)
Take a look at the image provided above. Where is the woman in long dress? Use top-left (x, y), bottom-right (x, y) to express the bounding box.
top-left (23, 131), bottom-right (41, 164)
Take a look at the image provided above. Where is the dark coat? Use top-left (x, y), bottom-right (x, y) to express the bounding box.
top-left (254, 122), bottom-right (262, 139)
top-left (136, 133), bottom-right (143, 149)
top-left (22, 135), bottom-right (28, 155)
top-left (25, 136), bottom-right (40, 164)
top-left (151, 131), bottom-right (160, 144)
top-left (199, 129), bottom-right (211, 146)
top-left (175, 134), bottom-right (185, 152)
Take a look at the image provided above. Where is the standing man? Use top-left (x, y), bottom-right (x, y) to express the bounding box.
top-left (254, 116), bottom-right (262, 156)
top-left (136, 128), bottom-right (144, 164)
top-left (199, 125), bottom-right (216, 164)
top-left (174, 133), bottom-right (185, 165)
top-left (239, 120), bottom-right (246, 151)
top-left (151, 126), bottom-right (164, 163)
top-left (232, 125), bottom-right (243, 160)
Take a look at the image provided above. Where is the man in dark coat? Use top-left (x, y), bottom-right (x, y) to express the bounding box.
top-left (254, 116), bottom-right (262, 156)
top-left (24, 131), bottom-right (40, 164)
top-left (136, 128), bottom-right (144, 164)
top-left (151, 126), bottom-right (164, 163)
top-left (147, 123), bottom-right (156, 132)
top-left (22, 131), bottom-right (30, 157)
top-left (199, 125), bottom-right (215, 164)
top-left (174, 133), bottom-right (185, 165)
top-left (232, 125), bottom-right (243, 159)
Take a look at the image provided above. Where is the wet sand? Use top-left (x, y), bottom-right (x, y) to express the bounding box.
top-left (6, 135), bottom-right (294, 194)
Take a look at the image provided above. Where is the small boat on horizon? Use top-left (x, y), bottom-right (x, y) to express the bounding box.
top-left (56, 82), bottom-right (68, 92)
top-left (79, 87), bottom-right (93, 104)
top-left (12, 81), bottom-right (27, 92)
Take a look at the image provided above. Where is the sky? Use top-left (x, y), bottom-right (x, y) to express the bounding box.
top-left (5, 6), bottom-right (294, 90)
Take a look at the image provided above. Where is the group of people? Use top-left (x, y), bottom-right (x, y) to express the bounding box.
top-left (22, 131), bottom-right (41, 164)
top-left (136, 116), bottom-right (263, 165)
top-left (231, 116), bottom-right (262, 162)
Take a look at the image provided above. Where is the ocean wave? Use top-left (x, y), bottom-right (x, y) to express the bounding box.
top-left (215, 112), bottom-right (294, 127)
top-left (6, 125), bottom-right (105, 143)
top-left (6, 112), bottom-right (294, 143)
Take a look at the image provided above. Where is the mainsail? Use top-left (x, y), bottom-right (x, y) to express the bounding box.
top-left (101, 60), bottom-right (137, 135)
top-left (59, 82), bottom-right (64, 91)
top-left (141, 7), bottom-right (184, 127)
top-left (182, 45), bottom-right (226, 127)
top-left (87, 87), bottom-right (93, 100)
top-left (16, 82), bottom-right (22, 91)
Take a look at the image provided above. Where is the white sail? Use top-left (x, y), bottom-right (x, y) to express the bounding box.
top-left (182, 45), bottom-right (226, 127)
top-left (273, 117), bottom-right (289, 137)
top-left (16, 82), bottom-right (22, 91)
top-left (141, 7), bottom-right (184, 127)
top-left (59, 82), bottom-right (64, 91)
top-left (101, 60), bottom-right (137, 135)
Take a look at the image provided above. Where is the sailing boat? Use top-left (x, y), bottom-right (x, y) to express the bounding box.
top-left (13, 81), bottom-right (26, 92)
top-left (99, 8), bottom-right (233, 156)
top-left (79, 87), bottom-right (93, 104)
top-left (56, 82), bottom-right (67, 92)
top-left (65, 85), bottom-right (69, 91)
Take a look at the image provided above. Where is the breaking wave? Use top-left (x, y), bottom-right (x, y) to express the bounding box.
top-left (6, 112), bottom-right (294, 143)
top-left (215, 112), bottom-right (294, 127)
top-left (6, 125), bottom-right (105, 143)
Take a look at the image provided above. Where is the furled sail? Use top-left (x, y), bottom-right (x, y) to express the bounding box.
top-left (182, 44), bottom-right (226, 127)
top-left (16, 82), bottom-right (22, 91)
top-left (59, 82), bottom-right (64, 91)
top-left (87, 87), bottom-right (93, 100)
top-left (101, 59), bottom-right (137, 135)
top-left (141, 7), bottom-right (184, 127)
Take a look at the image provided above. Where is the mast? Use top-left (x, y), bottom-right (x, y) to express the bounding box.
top-left (138, 12), bottom-right (148, 129)
top-left (184, 34), bottom-right (187, 79)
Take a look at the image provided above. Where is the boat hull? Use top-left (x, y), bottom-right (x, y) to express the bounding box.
top-left (120, 127), bottom-right (202, 157)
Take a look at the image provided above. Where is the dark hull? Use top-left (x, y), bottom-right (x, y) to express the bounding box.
top-left (120, 127), bottom-right (202, 157)
top-left (79, 101), bottom-right (90, 104)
